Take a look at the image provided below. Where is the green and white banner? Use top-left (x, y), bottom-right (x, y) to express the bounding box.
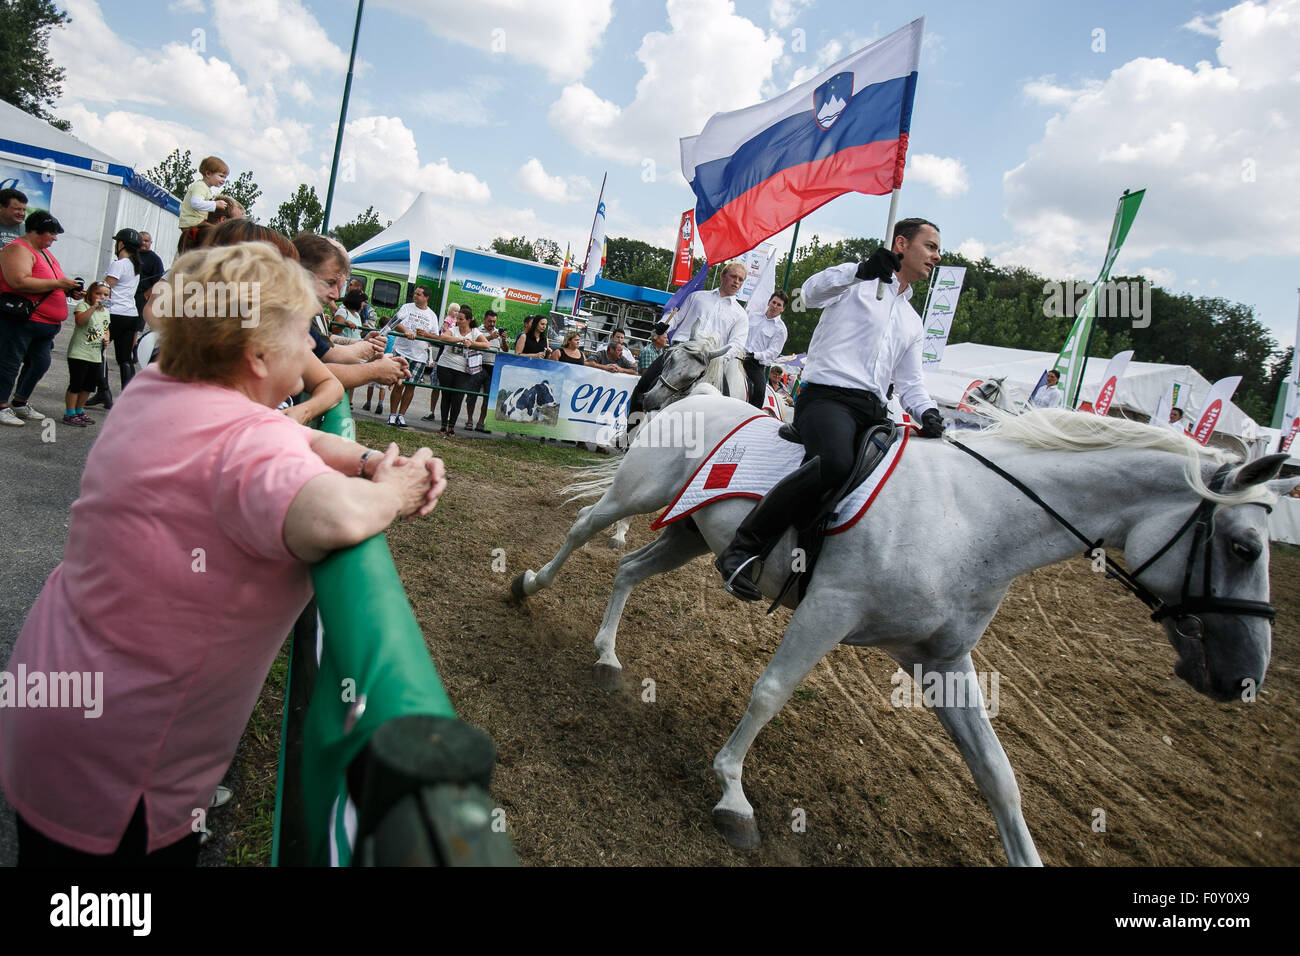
top-left (1054, 188), bottom-right (1145, 406)
top-left (921, 265), bottom-right (966, 368)
top-left (486, 353), bottom-right (633, 444)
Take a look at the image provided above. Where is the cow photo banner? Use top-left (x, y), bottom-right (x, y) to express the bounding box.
top-left (486, 353), bottom-right (633, 444)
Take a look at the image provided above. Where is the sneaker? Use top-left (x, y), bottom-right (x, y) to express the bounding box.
top-left (362, 400), bottom-right (371, 412)
top-left (85, 393), bottom-right (108, 408)
top-left (387, 414), bottom-right (397, 426)
top-left (12, 403), bottom-right (44, 421)
top-left (73, 413), bottom-right (96, 425)
top-left (210, 785), bottom-right (234, 809)
top-left (421, 412), bottom-right (438, 421)
top-left (375, 402), bottom-right (384, 416)
top-left (0, 407), bottom-right (24, 427)
top-left (396, 414), bottom-right (408, 428)
top-left (61, 413), bottom-right (87, 427)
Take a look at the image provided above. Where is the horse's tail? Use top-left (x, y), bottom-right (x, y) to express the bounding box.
top-left (560, 457), bottom-right (622, 503)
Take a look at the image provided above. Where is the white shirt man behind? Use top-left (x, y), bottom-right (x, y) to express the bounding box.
top-left (742, 291), bottom-right (789, 409)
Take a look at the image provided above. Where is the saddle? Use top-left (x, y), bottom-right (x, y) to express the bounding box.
top-left (766, 419), bottom-right (899, 613)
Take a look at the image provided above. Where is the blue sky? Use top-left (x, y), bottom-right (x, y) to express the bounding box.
top-left (48, 0), bottom-right (1299, 353)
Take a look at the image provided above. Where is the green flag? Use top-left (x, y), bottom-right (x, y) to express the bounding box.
top-left (1054, 188), bottom-right (1145, 407)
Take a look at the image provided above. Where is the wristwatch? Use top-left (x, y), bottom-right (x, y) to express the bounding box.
top-left (358, 449), bottom-right (378, 478)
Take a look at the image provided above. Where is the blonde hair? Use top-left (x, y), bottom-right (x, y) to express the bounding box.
top-left (562, 330), bottom-right (581, 349)
top-left (722, 260), bottom-right (747, 279)
top-left (153, 242), bottom-right (318, 385)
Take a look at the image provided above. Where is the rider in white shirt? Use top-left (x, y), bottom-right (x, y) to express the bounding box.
top-left (716, 218), bottom-right (947, 601)
top-left (630, 261), bottom-right (749, 414)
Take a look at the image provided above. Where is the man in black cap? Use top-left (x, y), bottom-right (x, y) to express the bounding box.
top-left (638, 322), bottom-right (670, 374)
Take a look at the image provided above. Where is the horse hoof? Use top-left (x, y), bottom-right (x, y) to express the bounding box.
top-left (510, 571), bottom-right (530, 602)
top-left (712, 809), bottom-right (761, 851)
top-left (608, 536), bottom-right (628, 551)
top-left (593, 663), bottom-right (623, 692)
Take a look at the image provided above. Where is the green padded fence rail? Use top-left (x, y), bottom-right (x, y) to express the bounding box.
top-left (272, 398), bottom-right (457, 866)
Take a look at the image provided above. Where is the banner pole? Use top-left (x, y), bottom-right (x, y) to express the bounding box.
top-left (780, 219), bottom-right (802, 293)
top-left (875, 187), bottom-right (901, 301)
top-left (570, 171), bottom-right (607, 318)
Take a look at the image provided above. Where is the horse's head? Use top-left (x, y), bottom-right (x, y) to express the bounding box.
top-left (1127, 454), bottom-right (1297, 702)
top-left (641, 334), bottom-right (728, 412)
top-left (971, 377), bottom-right (1017, 412)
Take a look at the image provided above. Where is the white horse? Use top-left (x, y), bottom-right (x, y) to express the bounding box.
top-left (513, 389), bottom-right (1296, 865)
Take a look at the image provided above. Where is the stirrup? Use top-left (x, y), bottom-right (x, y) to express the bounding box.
top-left (721, 554), bottom-right (763, 600)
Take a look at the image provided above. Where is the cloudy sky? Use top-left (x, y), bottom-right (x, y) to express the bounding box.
top-left (46, 0), bottom-right (1300, 350)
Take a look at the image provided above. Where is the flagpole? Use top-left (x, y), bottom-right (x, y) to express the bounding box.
top-left (570, 171), bottom-right (607, 318)
top-left (780, 219), bottom-right (802, 293)
top-left (875, 187), bottom-right (901, 301)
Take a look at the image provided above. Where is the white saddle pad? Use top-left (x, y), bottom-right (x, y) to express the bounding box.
top-left (652, 414), bottom-right (912, 534)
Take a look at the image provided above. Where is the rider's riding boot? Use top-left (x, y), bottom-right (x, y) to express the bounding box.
top-left (715, 456), bottom-right (822, 601)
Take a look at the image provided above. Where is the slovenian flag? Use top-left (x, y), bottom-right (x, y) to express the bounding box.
top-left (680, 18), bottom-right (924, 263)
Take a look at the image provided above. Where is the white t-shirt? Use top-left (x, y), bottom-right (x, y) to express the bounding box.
top-left (106, 258), bottom-right (139, 317)
top-left (390, 302), bottom-right (439, 363)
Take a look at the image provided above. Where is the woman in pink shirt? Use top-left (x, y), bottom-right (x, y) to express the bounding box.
top-left (0, 241), bottom-right (447, 866)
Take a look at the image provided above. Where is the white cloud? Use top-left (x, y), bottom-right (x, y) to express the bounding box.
top-left (514, 158), bottom-right (591, 202)
top-left (209, 0), bottom-right (347, 77)
top-left (1022, 75), bottom-right (1103, 106)
top-left (548, 0), bottom-right (785, 171)
top-left (999, 0), bottom-right (1300, 280)
top-left (1183, 13), bottom-right (1222, 37)
top-left (374, 0), bottom-right (613, 83)
top-left (769, 0), bottom-right (815, 30)
top-left (906, 153), bottom-right (970, 197)
top-left (955, 238), bottom-right (987, 261)
top-left (340, 115), bottom-right (492, 209)
top-left (169, 0), bottom-right (206, 12)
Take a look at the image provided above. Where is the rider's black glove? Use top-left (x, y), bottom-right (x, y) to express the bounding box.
top-left (855, 248), bottom-right (902, 284)
top-left (919, 408), bottom-right (945, 438)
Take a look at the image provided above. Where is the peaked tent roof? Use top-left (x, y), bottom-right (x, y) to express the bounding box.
top-left (927, 342), bottom-right (1259, 443)
top-left (349, 192), bottom-right (444, 281)
top-left (0, 100), bottom-right (179, 214)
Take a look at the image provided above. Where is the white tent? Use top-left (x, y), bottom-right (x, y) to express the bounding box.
top-left (0, 100), bottom-right (180, 284)
top-left (349, 192), bottom-right (444, 282)
top-left (928, 343), bottom-right (1261, 450)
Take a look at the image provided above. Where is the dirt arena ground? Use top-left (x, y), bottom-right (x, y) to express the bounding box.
top-left (363, 431), bottom-right (1300, 867)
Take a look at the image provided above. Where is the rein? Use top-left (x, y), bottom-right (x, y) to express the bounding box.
top-left (947, 439), bottom-right (1276, 625)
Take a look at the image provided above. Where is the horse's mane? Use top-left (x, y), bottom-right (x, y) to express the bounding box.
top-left (674, 334), bottom-right (726, 392)
top-left (965, 406), bottom-right (1275, 507)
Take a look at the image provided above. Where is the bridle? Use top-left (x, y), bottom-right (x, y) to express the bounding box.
top-left (653, 346), bottom-right (708, 397)
top-left (948, 441), bottom-right (1276, 626)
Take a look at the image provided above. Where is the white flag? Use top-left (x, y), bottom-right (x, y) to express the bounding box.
top-left (1190, 375), bottom-right (1242, 446)
top-left (583, 198), bottom-right (606, 286)
top-left (1091, 349), bottom-right (1133, 416)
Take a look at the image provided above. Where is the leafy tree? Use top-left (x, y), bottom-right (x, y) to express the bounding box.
top-left (0, 0), bottom-right (72, 130)
top-left (532, 237), bottom-right (562, 266)
top-left (145, 149), bottom-right (196, 197)
top-left (269, 184), bottom-right (323, 237)
top-left (330, 205), bottom-right (388, 250)
top-left (222, 170), bottom-right (262, 217)
top-left (485, 235), bottom-right (563, 265)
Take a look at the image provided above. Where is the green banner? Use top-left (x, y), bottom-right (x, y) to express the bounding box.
top-left (1054, 188), bottom-right (1145, 407)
